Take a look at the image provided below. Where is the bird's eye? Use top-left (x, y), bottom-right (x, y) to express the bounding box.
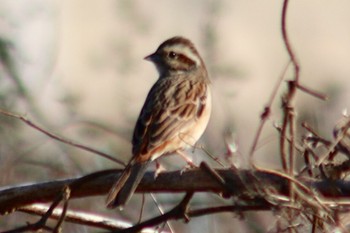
top-left (168, 51), bottom-right (177, 59)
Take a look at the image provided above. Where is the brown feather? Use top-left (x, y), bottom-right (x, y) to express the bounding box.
top-left (106, 160), bottom-right (150, 208)
top-left (132, 79), bottom-right (208, 159)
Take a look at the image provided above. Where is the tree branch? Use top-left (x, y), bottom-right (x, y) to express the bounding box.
top-left (2, 168), bottom-right (350, 215)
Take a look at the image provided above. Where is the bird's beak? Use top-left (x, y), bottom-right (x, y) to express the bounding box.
top-left (144, 52), bottom-right (158, 62)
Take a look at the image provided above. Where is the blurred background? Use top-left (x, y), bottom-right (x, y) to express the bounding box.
top-left (1, 0), bottom-right (350, 232)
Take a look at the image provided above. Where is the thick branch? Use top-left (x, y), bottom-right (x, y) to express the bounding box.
top-left (1, 168), bottom-right (350, 214)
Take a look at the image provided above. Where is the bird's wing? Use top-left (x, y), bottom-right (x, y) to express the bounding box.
top-left (131, 77), bottom-right (208, 162)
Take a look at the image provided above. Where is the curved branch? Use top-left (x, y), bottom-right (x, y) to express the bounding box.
top-left (281, 0), bottom-right (300, 82)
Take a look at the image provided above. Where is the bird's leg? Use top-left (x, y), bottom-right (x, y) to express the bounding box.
top-left (154, 159), bottom-right (166, 179)
top-left (176, 150), bottom-right (197, 168)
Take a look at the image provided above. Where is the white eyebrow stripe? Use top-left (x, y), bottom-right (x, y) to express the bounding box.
top-left (166, 44), bottom-right (201, 66)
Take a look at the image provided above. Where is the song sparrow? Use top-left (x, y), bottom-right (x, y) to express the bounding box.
top-left (106, 36), bottom-right (211, 208)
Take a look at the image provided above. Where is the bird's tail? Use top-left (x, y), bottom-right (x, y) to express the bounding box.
top-left (106, 161), bottom-right (150, 209)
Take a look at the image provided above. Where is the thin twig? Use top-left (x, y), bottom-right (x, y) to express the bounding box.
top-left (249, 61), bottom-right (291, 167)
top-left (281, 0), bottom-right (299, 82)
top-left (0, 108), bottom-right (125, 166)
top-left (53, 186), bottom-right (71, 232)
top-left (19, 204), bottom-right (135, 231)
top-left (296, 83), bottom-right (327, 101)
top-left (115, 193), bottom-right (194, 233)
top-left (2, 185), bottom-right (68, 233)
top-left (150, 193), bottom-right (175, 233)
top-left (316, 118), bottom-right (350, 166)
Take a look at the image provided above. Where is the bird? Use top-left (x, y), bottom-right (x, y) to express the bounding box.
top-left (106, 36), bottom-right (212, 208)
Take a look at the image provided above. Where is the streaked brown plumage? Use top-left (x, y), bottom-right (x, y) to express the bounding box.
top-left (106, 36), bottom-right (211, 208)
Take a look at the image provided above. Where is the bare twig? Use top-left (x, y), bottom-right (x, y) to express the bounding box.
top-left (2, 185), bottom-right (70, 233)
top-left (281, 0), bottom-right (299, 82)
top-left (296, 83), bottom-right (327, 101)
top-left (0, 108), bottom-right (125, 166)
top-left (249, 61), bottom-right (291, 167)
top-left (115, 193), bottom-right (194, 233)
top-left (53, 186), bottom-right (71, 232)
top-left (19, 204), bottom-right (136, 231)
top-left (317, 118), bottom-right (350, 166)
top-left (150, 193), bottom-right (175, 233)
